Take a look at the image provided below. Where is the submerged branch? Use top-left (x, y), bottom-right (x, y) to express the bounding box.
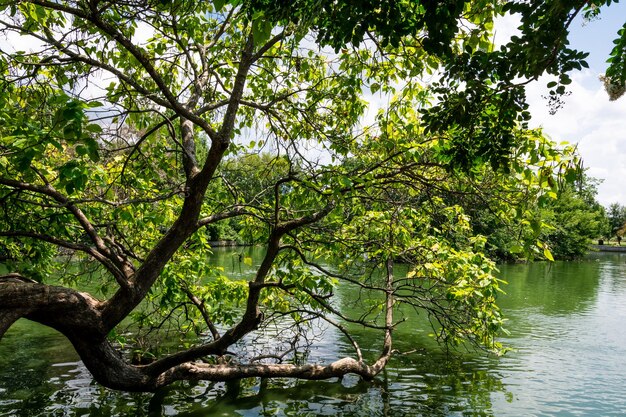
top-left (157, 357), bottom-right (376, 386)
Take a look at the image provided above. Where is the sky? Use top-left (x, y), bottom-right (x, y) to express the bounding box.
top-left (515, 4), bottom-right (626, 206)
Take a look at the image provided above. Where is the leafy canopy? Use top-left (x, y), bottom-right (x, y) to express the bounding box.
top-left (0, 0), bottom-right (619, 391)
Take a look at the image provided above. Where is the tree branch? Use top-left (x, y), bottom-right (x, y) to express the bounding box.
top-left (0, 177), bottom-right (133, 284)
top-left (0, 309), bottom-right (29, 340)
top-left (156, 357), bottom-right (377, 386)
top-left (21, 1), bottom-right (219, 140)
top-left (0, 230), bottom-right (129, 287)
top-left (179, 285), bottom-right (220, 341)
top-left (196, 205), bottom-right (250, 228)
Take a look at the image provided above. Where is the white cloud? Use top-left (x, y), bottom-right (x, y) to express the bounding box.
top-left (492, 13), bottom-right (521, 48)
top-left (0, 28), bottom-right (44, 53)
top-left (526, 70), bottom-right (626, 206)
top-left (493, 9), bottom-right (626, 207)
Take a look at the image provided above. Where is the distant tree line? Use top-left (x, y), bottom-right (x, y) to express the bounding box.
top-left (207, 155), bottom-right (613, 262)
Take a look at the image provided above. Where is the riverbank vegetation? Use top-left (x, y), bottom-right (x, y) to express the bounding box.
top-left (1, 0), bottom-right (625, 392)
top-left (209, 157), bottom-right (612, 261)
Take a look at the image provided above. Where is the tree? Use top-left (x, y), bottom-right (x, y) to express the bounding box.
top-left (0, 0), bottom-right (618, 392)
top-left (539, 175), bottom-right (608, 259)
top-left (465, 172), bottom-right (608, 261)
top-left (606, 202), bottom-right (626, 242)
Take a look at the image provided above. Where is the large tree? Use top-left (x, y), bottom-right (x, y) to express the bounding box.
top-left (0, 0), bottom-right (621, 392)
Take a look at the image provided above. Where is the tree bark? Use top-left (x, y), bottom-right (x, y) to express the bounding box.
top-left (0, 278), bottom-right (392, 392)
top-left (0, 309), bottom-right (28, 340)
top-left (157, 357), bottom-right (374, 385)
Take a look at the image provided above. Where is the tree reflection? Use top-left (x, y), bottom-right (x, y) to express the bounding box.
top-left (149, 354), bottom-right (507, 417)
top-left (498, 260), bottom-right (601, 316)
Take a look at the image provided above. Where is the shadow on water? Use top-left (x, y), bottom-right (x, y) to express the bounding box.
top-left (143, 359), bottom-right (505, 417)
top-left (0, 319), bottom-right (506, 416)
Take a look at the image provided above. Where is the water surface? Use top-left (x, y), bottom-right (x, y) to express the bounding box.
top-left (1, 251), bottom-right (625, 416)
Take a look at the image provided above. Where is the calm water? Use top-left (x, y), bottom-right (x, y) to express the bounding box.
top-left (1, 250), bottom-right (626, 416)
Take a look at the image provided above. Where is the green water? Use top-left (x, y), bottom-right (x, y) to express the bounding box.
top-left (1, 250), bottom-right (626, 416)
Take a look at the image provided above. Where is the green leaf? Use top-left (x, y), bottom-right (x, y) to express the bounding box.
top-left (85, 123), bottom-right (102, 133)
top-left (252, 18), bottom-right (272, 46)
top-left (543, 248), bottom-right (554, 262)
top-left (213, 0), bottom-right (227, 12)
top-left (339, 176), bottom-right (353, 188)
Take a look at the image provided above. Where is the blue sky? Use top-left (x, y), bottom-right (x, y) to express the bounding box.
top-left (569, 2), bottom-right (626, 77)
top-left (524, 3), bottom-right (626, 206)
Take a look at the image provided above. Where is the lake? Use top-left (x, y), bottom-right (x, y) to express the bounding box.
top-left (1, 250), bottom-right (626, 416)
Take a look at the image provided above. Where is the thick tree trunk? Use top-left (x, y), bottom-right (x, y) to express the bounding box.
top-left (0, 309), bottom-right (27, 339)
top-left (0, 278), bottom-right (391, 392)
top-left (0, 280), bottom-right (105, 337)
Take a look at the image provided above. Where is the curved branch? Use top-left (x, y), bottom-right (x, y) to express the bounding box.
top-left (0, 279), bottom-right (104, 337)
top-left (0, 230), bottom-right (128, 287)
top-left (0, 309), bottom-right (30, 340)
top-left (0, 179), bottom-right (105, 249)
top-left (0, 178), bottom-right (133, 283)
top-left (196, 205), bottom-right (250, 228)
top-left (179, 285), bottom-right (220, 341)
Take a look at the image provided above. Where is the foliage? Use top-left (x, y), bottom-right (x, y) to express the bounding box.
top-left (606, 202), bottom-right (626, 241)
top-left (603, 19), bottom-right (626, 100)
top-left (538, 175), bottom-right (608, 259)
top-left (0, 0), bottom-right (620, 392)
top-left (465, 171), bottom-right (608, 261)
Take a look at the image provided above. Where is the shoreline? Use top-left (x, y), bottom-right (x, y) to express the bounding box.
top-left (589, 244), bottom-right (626, 253)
